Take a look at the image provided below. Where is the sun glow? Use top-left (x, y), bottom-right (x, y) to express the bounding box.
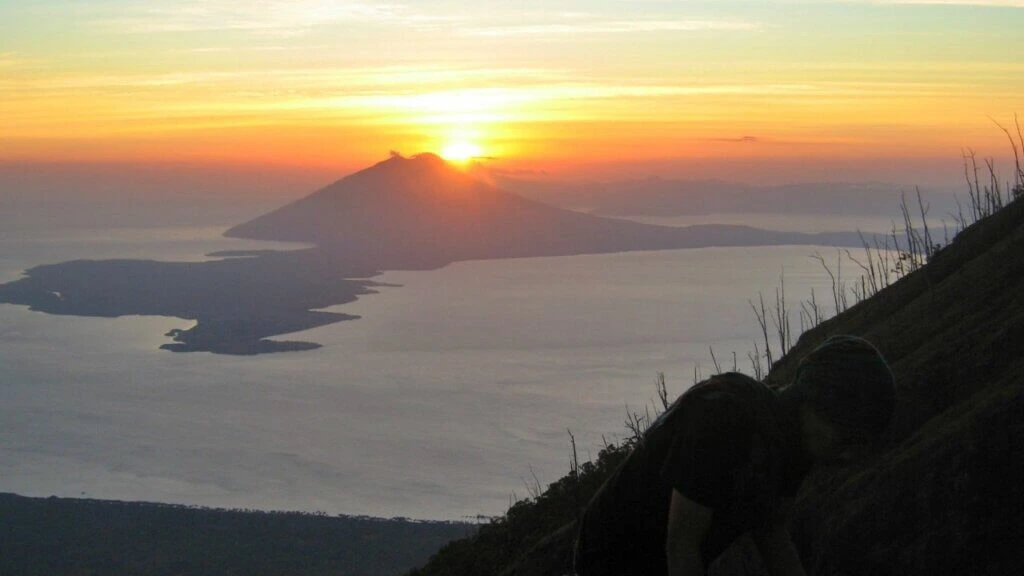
top-left (441, 140), bottom-right (483, 163)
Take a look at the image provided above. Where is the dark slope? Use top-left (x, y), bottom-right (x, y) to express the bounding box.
top-left (763, 194), bottom-right (1024, 575)
top-left (226, 153), bottom-right (863, 263)
top-left (411, 196), bottom-right (1024, 575)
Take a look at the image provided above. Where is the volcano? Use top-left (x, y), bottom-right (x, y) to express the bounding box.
top-left (226, 153), bottom-right (861, 266)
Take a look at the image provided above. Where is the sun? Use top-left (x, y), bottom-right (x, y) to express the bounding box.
top-left (441, 140), bottom-right (482, 163)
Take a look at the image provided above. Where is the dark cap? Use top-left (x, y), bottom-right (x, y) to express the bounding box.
top-left (783, 335), bottom-right (895, 442)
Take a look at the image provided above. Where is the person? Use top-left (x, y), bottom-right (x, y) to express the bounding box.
top-left (573, 335), bottom-right (895, 576)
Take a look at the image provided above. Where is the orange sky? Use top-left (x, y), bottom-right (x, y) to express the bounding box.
top-left (2, 1), bottom-right (1023, 183)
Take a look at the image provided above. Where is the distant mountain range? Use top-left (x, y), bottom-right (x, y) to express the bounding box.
top-left (486, 172), bottom-right (959, 218)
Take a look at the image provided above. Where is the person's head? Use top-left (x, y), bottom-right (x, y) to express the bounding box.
top-left (781, 335), bottom-right (895, 462)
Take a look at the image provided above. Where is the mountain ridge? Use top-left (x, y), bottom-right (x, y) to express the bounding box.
top-left (485, 171), bottom-right (959, 218)
top-left (225, 153), bottom-right (869, 265)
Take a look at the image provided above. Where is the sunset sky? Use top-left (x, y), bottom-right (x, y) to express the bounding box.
top-left (2, 1), bottom-right (1023, 183)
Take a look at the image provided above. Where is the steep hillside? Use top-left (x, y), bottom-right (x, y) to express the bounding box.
top-left (765, 192), bottom-right (1024, 575)
top-left (411, 195), bottom-right (1024, 576)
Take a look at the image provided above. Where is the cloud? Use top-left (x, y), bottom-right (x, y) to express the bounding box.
top-left (761, 0), bottom-right (1024, 5)
top-left (89, 0), bottom-right (457, 36)
top-left (335, 83), bottom-right (823, 113)
top-left (0, 52), bottom-right (35, 71)
top-left (87, 2), bottom-right (763, 40)
top-left (465, 19), bottom-right (760, 38)
top-left (876, 0), bottom-right (1024, 5)
top-left (711, 136), bottom-right (761, 143)
top-left (486, 167), bottom-right (550, 177)
top-left (4, 66), bottom-right (560, 93)
top-left (257, 83), bottom-right (832, 126)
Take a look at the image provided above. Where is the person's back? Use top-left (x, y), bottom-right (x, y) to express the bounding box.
top-left (575, 372), bottom-right (807, 575)
top-left (574, 335), bottom-right (895, 576)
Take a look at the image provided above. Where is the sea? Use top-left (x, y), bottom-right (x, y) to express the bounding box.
top-left (0, 203), bottom-right (911, 521)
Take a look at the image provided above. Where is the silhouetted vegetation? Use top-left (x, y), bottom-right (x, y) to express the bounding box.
top-left (0, 493), bottom-right (472, 576)
top-left (408, 439), bottom-right (631, 576)
top-left (742, 137), bottom-right (1024, 373)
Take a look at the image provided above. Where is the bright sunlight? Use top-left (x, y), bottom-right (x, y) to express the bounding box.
top-left (441, 141), bottom-right (483, 163)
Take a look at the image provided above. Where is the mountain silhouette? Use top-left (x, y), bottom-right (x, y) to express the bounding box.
top-left (488, 173), bottom-right (952, 218)
top-left (225, 153), bottom-right (863, 265)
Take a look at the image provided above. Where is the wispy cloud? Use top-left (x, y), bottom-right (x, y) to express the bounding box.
top-left (263, 83), bottom-right (830, 123)
top-left (89, 0), bottom-right (457, 36)
top-left (0, 52), bottom-right (36, 71)
top-left (708, 136), bottom-right (761, 144)
top-left (2, 66), bottom-right (561, 93)
top-left (166, 45), bottom-right (335, 54)
top-left (873, 0), bottom-right (1024, 5)
top-left (465, 19), bottom-right (760, 38)
top-left (4, 78), bottom-right (835, 130)
top-left (89, 2), bottom-right (763, 39)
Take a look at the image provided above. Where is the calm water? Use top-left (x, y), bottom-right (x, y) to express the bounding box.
top-left (0, 214), bottom-right (855, 520)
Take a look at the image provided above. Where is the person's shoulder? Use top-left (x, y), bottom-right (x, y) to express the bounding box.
top-left (686, 372), bottom-right (769, 402)
top-left (651, 373), bottom-right (770, 437)
top-left (683, 373), bottom-right (781, 431)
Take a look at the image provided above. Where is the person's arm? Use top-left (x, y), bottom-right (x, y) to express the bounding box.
top-left (666, 488), bottom-right (713, 576)
top-left (752, 499), bottom-right (806, 576)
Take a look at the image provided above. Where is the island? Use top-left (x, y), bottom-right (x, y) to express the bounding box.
top-left (0, 154), bottom-right (868, 354)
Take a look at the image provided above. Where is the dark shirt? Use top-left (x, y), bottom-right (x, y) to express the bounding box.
top-left (575, 373), bottom-right (810, 576)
